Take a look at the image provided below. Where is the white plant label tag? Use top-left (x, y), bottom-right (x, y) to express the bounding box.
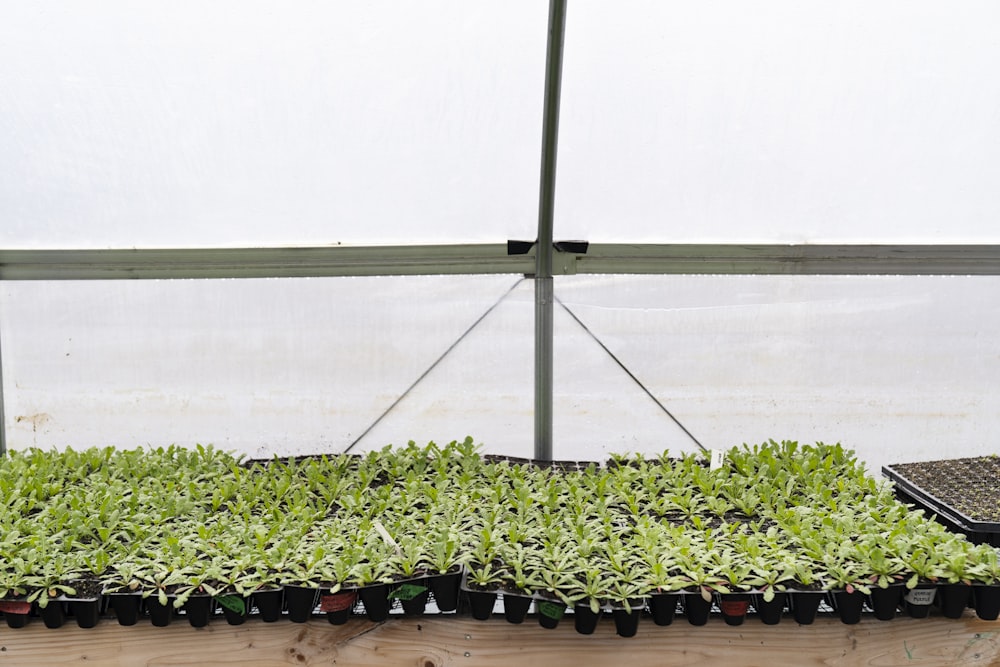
top-left (372, 519), bottom-right (404, 557)
top-left (710, 449), bottom-right (724, 470)
top-left (904, 588), bottom-right (935, 605)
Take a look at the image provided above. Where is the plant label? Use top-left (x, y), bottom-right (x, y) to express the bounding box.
top-left (904, 588), bottom-right (936, 606)
top-left (537, 601), bottom-right (565, 619)
top-left (215, 595), bottom-right (246, 616)
top-left (388, 584), bottom-right (427, 601)
top-left (719, 599), bottom-right (749, 616)
top-left (0, 601), bottom-right (32, 614)
top-left (320, 591), bottom-right (357, 612)
top-left (372, 519), bottom-right (404, 557)
top-left (710, 449), bottom-right (724, 470)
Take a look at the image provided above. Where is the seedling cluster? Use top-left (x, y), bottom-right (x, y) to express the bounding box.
top-left (0, 438), bottom-right (997, 629)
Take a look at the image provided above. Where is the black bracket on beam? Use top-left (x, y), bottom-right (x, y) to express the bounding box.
top-left (510, 240), bottom-right (588, 277)
top-left (553, 240), bottom-right (589, 254)
top-left (507, 240), bottom-right (537, 256)
top-left (507, 240), bottom-right (589, 255)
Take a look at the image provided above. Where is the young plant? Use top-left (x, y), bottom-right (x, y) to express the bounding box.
top-left (567, 566), bottom-right (610, 614)
top-left (466, 560), bottom-right (504, 590)
top-left (426, 527), bottom-right (467, 576)
top-left (602, 573), bottom-right (647, 614)
top-left (821, 556), bottom-right (871, 596)
top-left (676, 551), bottom-right (728, 602)
top-left (859, 543), bottom-right (907, 589)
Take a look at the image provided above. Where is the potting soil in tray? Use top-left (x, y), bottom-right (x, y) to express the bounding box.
top-left (883, 456), bottom-right (1000, 545)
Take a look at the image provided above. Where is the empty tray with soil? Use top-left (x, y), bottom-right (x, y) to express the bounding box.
top-left (883, 456), bottom-right (1000, 545)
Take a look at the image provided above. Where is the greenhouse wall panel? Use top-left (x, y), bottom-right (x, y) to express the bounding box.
top-left (0, 1), bottom-right (546, 248)
top-left (4, 275), bottom-right (996, 474)
top-left (1, 1), bottom-right (1000, 658)
top-left (557, 0), bottom-right (1000, 243)
top-left (0, 276), bottom-right (535, 457)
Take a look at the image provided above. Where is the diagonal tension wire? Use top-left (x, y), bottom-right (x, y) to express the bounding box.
top-left (343, 278), bottom-right (526, 454)
top-left (555, 296), bottom-right (708, 453)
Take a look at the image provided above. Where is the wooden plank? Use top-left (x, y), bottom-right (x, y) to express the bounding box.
top-left (0, 613), bottom-right (997, 666)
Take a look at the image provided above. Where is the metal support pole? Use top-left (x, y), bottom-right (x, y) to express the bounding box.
top-left (534, 0), bottom-right (567, 461)
top-left (0, 308), bottom-right (6, 456)
top-left (534, 277), bottom-right (554, 460)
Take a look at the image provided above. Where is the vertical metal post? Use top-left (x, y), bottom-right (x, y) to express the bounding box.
top-left (534, 0), bottom-right (567, 461)
top-left (0, 307), bottom-right (6, 456)
top-left (534, 277), bottom-right (553, 460)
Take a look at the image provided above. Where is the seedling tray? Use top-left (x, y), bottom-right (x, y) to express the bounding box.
top-left (5, 441), bottom-right (1000, 636)
top-left (883, 456), bottom-right (1000, 546)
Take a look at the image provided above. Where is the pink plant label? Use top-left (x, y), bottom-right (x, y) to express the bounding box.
top-left (719, 599), bottom-right (750, 616)
top-left (320, 591), bottom-right (357, 612)
top-left (0, 601), bottom-right (31, 614)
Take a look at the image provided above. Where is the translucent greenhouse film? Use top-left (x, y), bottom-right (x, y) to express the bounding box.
top-left (3, 1), bottom-right (998, 248)
top-left (3, 274), bottom-right (999, 474)
top-left (2, 1), bottom-right (1000, 477)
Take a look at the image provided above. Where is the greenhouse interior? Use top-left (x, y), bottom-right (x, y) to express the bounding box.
top-left (1, 1), bottom-right (999, 665)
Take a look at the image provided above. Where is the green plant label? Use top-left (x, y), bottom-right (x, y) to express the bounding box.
top-left (388, 584), bottom-right (427, 601)
top-left (215, 595), bottom-right (246, 616)
top-left (0, 601), bottom-right (32, 614)
top-left (320, 591), bottom-right (357, 612)
top-left (537, 601), bottom-right (565, 620)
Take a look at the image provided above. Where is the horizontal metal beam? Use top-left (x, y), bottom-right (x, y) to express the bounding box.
top-left (3, 243), bottom-right (1000, 280)
top-left (0, 245), bottom-right (536, 280)
top-left (572, 244), bottom-right (1000, 276)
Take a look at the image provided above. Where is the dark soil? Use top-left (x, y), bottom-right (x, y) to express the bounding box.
top-left (887, 456), bottom-right (1000, 522)
top-left (65, 578), bottom-right (104, 599)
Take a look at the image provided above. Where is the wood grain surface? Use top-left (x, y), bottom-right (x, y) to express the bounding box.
top-left (0, 613), bottom-right (997, 666)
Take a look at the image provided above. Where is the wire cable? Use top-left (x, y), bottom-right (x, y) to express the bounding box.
top-left (555, 296), bottom-right (708, 453)
top-left (343, 278), bottom-right (526, 453)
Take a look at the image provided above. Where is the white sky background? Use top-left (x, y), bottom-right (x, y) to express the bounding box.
top-left (2, 2), bottom-right (1000, 473)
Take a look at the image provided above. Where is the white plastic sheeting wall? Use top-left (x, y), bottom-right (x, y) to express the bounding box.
top-left (557, 275), bottom-right (1000, 473)
top-left (3, 275), bottom-right (999, 473)
top-left (2, 2), bottom-right (1000, 473)
top-left (0, 1), bottom-right (547, 247)
top-left (3, 1), bottom-right (999, 247)
top-left (0, 276), bottom-right (534, 458)
top-left (557, 1), bottom-right (1000, 242)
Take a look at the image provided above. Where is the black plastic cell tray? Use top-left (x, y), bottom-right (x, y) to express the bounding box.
top-left (883, 461), bottom-right (1000, 546)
